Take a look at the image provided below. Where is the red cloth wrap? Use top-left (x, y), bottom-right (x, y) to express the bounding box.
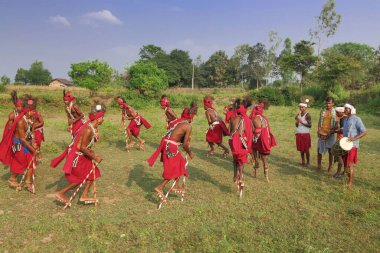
top-left (229, 134), bottom-right (248, 166)
top-left (65, 154), bottom-right (101, 183)
top-left (127, 115), bottom-right (151, 136)
top-left (0, 113), bottom-right (25, 165)
top-left (252, 115), bottom-right (276, 155)
top-left (10, 140), bottom-right (34, 175)
top-left (343, 147), bottom-right (358, 168)
top-left (147, 137), bottom-right (188, 179)
top-left (34, 128), bottom-right (45, 147)
top-left (206, 121), bottom-right (229, 144)
top-left (71, 119), bottom-right (85, 136)
top-left (295, 133), bottom-right (311, 152)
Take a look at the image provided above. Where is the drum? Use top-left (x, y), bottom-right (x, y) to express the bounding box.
top-left (332, 137), bottom-right (353, 156)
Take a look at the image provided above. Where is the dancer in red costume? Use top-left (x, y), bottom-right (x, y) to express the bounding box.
top-left (52, 104), bottom-right (106, 205)
top-left (147, 102), bottom-right (196, 201)
top-left (228, 98), bottom-right (252, 196)
top-left (63, 90), bottom-right (85, 138)
top-left (0, 95), bottom-right (39, 192)
top-left (251, 102), bottom-right (276, 182)
top-left (204, 96), bottom-right (229, 157)
top-left (160, 95), bottom-right (178, 127)
top-left (116, 97), bottom-right (151, 150)
top-left (32, 110), bottom-right (45, 149)
top-left (1, 91), bottom-right (23, 142)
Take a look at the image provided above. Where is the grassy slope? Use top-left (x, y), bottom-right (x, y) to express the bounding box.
top-left (0, 93), bottom-right (379, 252)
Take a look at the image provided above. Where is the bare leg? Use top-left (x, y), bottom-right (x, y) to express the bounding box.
top-left (317, 152), bottom-right (322, 170)
top-left (347, 165), bottom-right (354, 187)
top-left (79, 181), bottom-right (94, 200)
top-left (262, 155), bottom-right (269, 182)
top-left (155, 179), bottom-right (170, 196)
top-left (136, 136), bottom-right (145, 150)
top-left (206, 142), bottom-right (215, 156)
top-left (327, 148), bottom-right (333, 172)
top-left (252, 151), bottom-right (259, 177)
top-left (306, 151), bottom-right (310, 166)
top-left (8, 173), bottom-right (18, 187)
top-left (24, 166), bottom-right (35, 193)
top-left (56, 183), bottom-right (78, 203)
top-left (126, 128), bottom-right (135, 148)
top-left (217, 143), bottom-right (229, 156)
top-left (300, 152), bottom-right (305, 165)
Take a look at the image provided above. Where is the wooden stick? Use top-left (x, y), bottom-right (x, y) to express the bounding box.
top-left (92, 161), bottom-right (97, 207)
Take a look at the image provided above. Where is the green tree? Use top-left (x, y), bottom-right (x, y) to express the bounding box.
top-left (14, 68), bottom-right (29, 84)
top-left (27, 61), bottom-right (52, 85)
top-left (277, 38), bottom-right (295, 85)
top-left (169, 49), bottom-right (192, 86)
top-left (204, 50), bottom-right (229, 87)
top-left (309, 0), bottom-right (342, 56)
top-left (139, 44), bottom-right (165, 60)
top-left (288, 40), bottom-right (317, 91)
top-left (370, 46), bottom-right (380, 83)
top-left (248, 43), bottom-right (267, 89)
top-left (232, 44), bottom-right (251, 88)
top-left (265, 31), bottom-right (282, 85)
top-left (127, 61), bottom-right (168, 96)
top-left (1, 75), bottom-right (11, 85)
top-left (68, 59), bottom-right (113, 95)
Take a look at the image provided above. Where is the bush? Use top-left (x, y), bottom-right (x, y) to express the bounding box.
top-left (302, 85), bottom-right (326, 105)
top-left (75, 95), bottom-right (91, 106)
top-left (0, 85), bottom-right (5, 93)
top-left (250, 86), bottom-right (285, 106)
top-left (281, 85), bottom-right (302, 105)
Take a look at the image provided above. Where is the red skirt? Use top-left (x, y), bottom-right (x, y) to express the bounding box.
top-left (343, 147), bottom-right (358, 168)
top-left (10, 141), bottom-right (34, 175)
top-left (295, 133), bottom-right (311, 152)
top-left (206, 122), bottom-right (229, 144)
top-left (65, 155), bottom-right (101, 184)
top-left (162, 141), bottom-right (188, 179)
top-left (127, 116), bottom-right (151, 137)
top-left (228, 134), bottom-right (248, 166)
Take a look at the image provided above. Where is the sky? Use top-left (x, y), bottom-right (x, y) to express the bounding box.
top-left (0, 0), bottom-right (379, 80)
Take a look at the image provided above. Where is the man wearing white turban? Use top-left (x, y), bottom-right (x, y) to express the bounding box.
top-left (295, 100), bottom-right (312, 166)
top-left (343, 104), bottom-right (367, 187)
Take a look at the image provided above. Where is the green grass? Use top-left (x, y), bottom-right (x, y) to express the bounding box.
top-left (0, 101), bottom-right (379, 252)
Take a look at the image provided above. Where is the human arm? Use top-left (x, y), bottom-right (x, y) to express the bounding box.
top-left (300, 113), bottom-right (312, 128)
top-left (79, 127), bottom-right (102, 163)
top-left (182, 125), bottom-right (194, 159)
top-left (348, 118), bottom-right (367, 142)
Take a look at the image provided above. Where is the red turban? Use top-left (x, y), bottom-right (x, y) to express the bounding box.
top-left (203, 97), bottom-right (213, 108)
top-left (181, 108), bottom-right (195, 120)
top-left (89, 111), bottom-right (105, 121)
top-left (236, 105), bottom-right (247, 115)
top-left (64, 92), bottom-right (76, 102)
top-left (15, 99), bottom-right (22, 107)
top-left (160, 97), bottom-right (170, 107)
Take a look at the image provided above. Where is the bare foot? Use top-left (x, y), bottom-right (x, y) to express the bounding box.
top-left (139, 140), bottom-right (145, 150)
top-left (154, 187), bottom-right (165, 201)
top-left (172, 187), bottom-right (186, 194)
top-left (25, 182), bottom-right (35, 194)
top-left (205, 150), bottom-right (215, 157)
top-left (79, 197), bottom-right (98, 204)
top-left (55, 193), bottom-right (69, 204)
top-left (8, 179), bottom-right (18, 188)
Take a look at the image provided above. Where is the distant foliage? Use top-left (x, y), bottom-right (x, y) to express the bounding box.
top-left (251, 86), bottom-right (285, 106)
top-left (14, 61), bottom-right (52, 85)
top-left (68, 59), bottom-right (113, 94)
top-left (127, 61), bottom-right (168, 97)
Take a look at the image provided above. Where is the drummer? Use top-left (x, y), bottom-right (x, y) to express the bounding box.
top-left (343, 104), bottom-right (367, 187)
top-left (317, 97), bottom-right (337, 172)
top-left (333, 106), bottom-right (347, 178)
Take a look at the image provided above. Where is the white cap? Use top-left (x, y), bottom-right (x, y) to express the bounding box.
top-left (335, 107), bottom-right (345, 112)
top-left (96, 104), bottom-right (102, 111)
top-left (344, 104), bottom-right (356, 114)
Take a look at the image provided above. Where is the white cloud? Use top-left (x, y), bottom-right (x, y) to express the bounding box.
top-left (49, 15), bottom-right (71, 27)
top-left (82, 10), bottom-right (123, 25)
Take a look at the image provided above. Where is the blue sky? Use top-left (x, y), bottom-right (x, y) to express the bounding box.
top-left (1, 0), bottom-right (379, 80)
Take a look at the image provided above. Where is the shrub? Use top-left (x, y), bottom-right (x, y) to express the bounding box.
top-left (302, 85), bottom-right (326, 105)
top-left (281, 85), bottom-right (302, 105)
top-left (0, 85), bottom-right (5, 93)
top-left (250, 86), bottom-right (285, 106)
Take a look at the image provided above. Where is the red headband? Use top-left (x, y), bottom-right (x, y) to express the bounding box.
top-left (117, 98), bottom-right (124, 105)
top-left (64, 92), bottom-right (76, 101)
top-left (181, 108), bottom-right (195, 120)
top-left (89, 111), bottom-right (105, 121)
top-left (203, 97), bottom-right (213, 108)
top-left (160, 98), bottom-right (170, 107)
top-left (22, 108), bottom-right (35, 113)
top-left (15, 99), bottom-right (23, 107)
top-left (236, 105), bottom-right (247, 115)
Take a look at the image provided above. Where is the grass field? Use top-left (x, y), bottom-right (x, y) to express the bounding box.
top-left (0, 97), bottom-right (379, 252)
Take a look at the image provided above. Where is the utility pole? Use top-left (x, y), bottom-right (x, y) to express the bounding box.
top-left (191, 64), bottom-right (195, 90)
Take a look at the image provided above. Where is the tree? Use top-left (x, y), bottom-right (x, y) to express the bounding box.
top-left (309, 0), bottom-right (342, 56)
top-left (248, 43), bottom-right (267, 89)
top-left (15, 68), bottom-right (29, 84)
top-left (232, 44), bottom-right (251, 88)
top-left (127, 61), bottom-right (168, 96)
top-left (204, 50), bottom-right (229, 87)
top-left (265, 31), bottom-right (282, 85)
top-left (27, 61), bottom-right (52, 85)
top-left (68, 59), bottom-right (113, 95)
top-left (169, 49), bottom-right (192, 86)
top-left (277, 38), bottom-right (295, 85)
top-left (1, 75), bottom-right (11, 85)
top-left (288, 40), bottom-right (317, 91)
top-left (139, 44), bottom-right (165, 60)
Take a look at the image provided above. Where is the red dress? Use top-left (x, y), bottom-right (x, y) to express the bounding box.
top-left (206, 121), bottom-right (229, 143)
top-left (127, 114), bottom-right (151, 136)
top-left (252, 115), bottom-right (277, 155)
top-left (229, 114), bottom-right (252, 165)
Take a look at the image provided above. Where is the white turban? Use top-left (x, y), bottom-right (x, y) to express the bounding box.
top-left (299, 99), bottom-right (309, 108)
top-left (335, 107), bottom-right (345, 113)
top-left (344, 104), bottom-right (356, 114)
